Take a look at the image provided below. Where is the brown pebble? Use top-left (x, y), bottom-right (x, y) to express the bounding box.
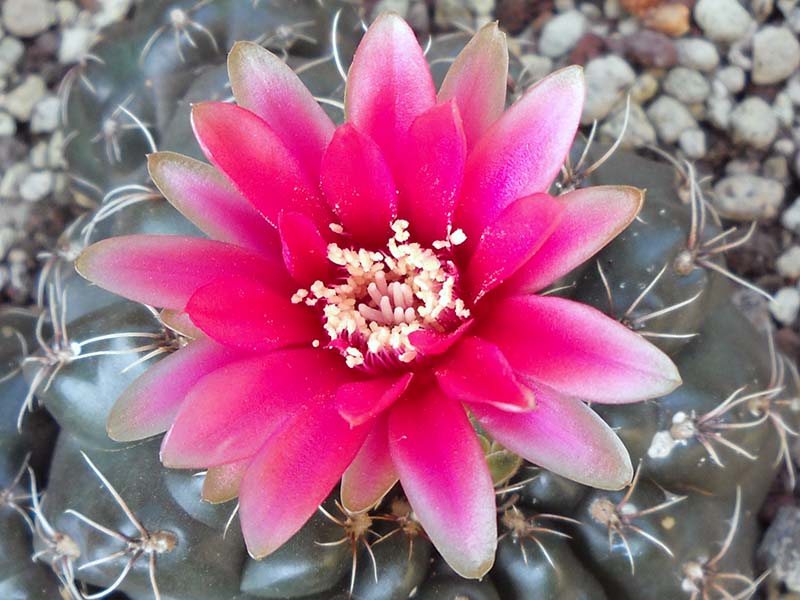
top-left (622, 30), bottom-right (678, 68)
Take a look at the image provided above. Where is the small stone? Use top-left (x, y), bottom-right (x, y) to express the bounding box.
top-left (0, 161), bottom-right (30, 198)
top-left (764, 155), bottom-right (790, 183)
top-left (92, 0), bottom-right (132, 29)
top-left (781, 196), bottom-right (800, 233)
top-left (713, 174), bottom-right (785, 221)
top-left (758, 506), bottom-right (800, 591)
top-left (538, 10), bottom-right (587, 58)
top-left (29, 141), bottom-right (48, 169)
top-left (58, 25), bottom-right (94, 64)
top-left (19, 170), bottom-right (53, 202)
top-left (707, 82), bottom-right (734, 129)
top-left (55, 1), bottom-right (78, 25)
top-left (600, 103), bottom-right (656, 148)
top-left (3, 75), bottom-right (47, 122)
top-left (663, 67), bottom-right (711, 104)
top-left (0, 36), bottom-right (24, 78)
top-left (788, 73), bottom-right (800, 104)
top-left (30, 95), bottom-right (60, 133)
top-left (752, 26), bottom-right (800, 85)
top-left (678, 128), bottom-right (707, 159)
top-left (646, 95), bottom-right (697, 144)
top-left (777, 246), bottom-right (800, 279)
top-left (1, 0), bottom-right (55, 37)
top-left (694, 0), bottom-right (754, 42)
top-left (581, 55), bottom-right (636, 124)
top-left (730, 97), bottom-right (779, 150)
top-left (774, 92), bottom-right (794, 128)
top-left (622, 30), bottom-right (678, 68)
top-left (769, 288), bottom-right (800, 325)
top-left (629, 72), bottom-right (659, 104)
top-left (0, 111), bottom-right (15, 137)
top-left (48, 129), bottom-right (65, 168)
top-left (675, 37), bottom-right (719, 72)
top-left (716, 65), bottom-right (746, 94)
top-left (775, 138), bottom-right (795, 156)
top-left (434, 0), bottom-right (472, 28)
top-left (604, 0), bottom-right (622, 18)
top-left (518, 54), bottom-right (553, 84)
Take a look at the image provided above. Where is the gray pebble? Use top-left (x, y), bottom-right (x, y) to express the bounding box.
top-left (646, 95), bottom-right (698, 143)
top-left (730, 97), bottom-right (778, 150)
top-left (769, 287), bottom-right (800, 324)
top-left (678, 128), bottom-right (707, 159)
top-left (764, 155), bottom-right (790, 183)
top-left (675, 38), bottom-right (719, 72)
top-left (19, 170), bottom-right (53, 202)
top-left (694, 0), bottom-right (754, 42)
top-left (58, 26), bottom-right (95, 64)
top-left (519, 54), bottom-right (553, 84)
top-left (752, 26), bottom-right (800, 85)
top-left (582, 55), bottom-right (636, 125)
top-left (1, 0), bottom-right (55, 38)
top-left (0, 161), bottom-right (29, 198)
top-left (707, 82), bottom-right (734, 129)
top-left (663, 67), bottom-right (711, 104)
top-left (30, 95), bottom-right (60, 133)
top-left (758, 506), bottom-right (800, 592)
top-left (3, 75), bottom-right (47, 122)
top-left (0, 36), bottom-right (24, 78)
top-left (774, 91), bottom-right (794, 128)
top-left (538, 10), bottom-right (587, 58)
top-left (781, 196), bottom-right (800, 233)
top-left (629, 73), bottom-right (659, 104)
top-left (777, 246), bottom-right (800, 279)
top-left (0, 111), bottom-right (15, 137)
top-left (715, 65), bottom-right (746, 94)
top-left (599, 103), bottom-right (656, 148)
top-left (713, 174), bottom-right (784, 220)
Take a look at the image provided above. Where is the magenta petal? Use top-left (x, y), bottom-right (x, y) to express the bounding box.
top-left (185, 275), bottom-right (319, 352)
top-left (455, 66), bottom-right (585, 245)
top-left (191, 102), bottom-right (331, 229)
top-left (228, 41), bottom-right (334, 181)
top-left (160, 349), bottom-right (352, 468)
top-left (409, 320), bottom-right (472, 358)
top-left (336, 373), bottom-right (413, 426)
top-left (478, 295), bottom-right (681, 403)
top-left (345, 14), bottom-right (436, 171)
top-left (320, 124), bottom-right (397, 245)
top-left (75, 235), bottom-right (285, 309)
top-left (506, 186), bottom-right (644, 293)
top-left (278, 211), bottom-right (332, 287)
top-left (470, 388), bottom-right (633, 490)
top-left (438, 22), bottom-right (508, 149)
top-left (239, 403), bottom-right (370, 559)
top-left (147, 152), bottom-right (280, 256)
top-left (388, 387), bottom-right (496, 578)
top-left (202, 458), bottom-right (250, 504)
top-left (435, 336), bottom-right (535, 412)
top-left (341, 414), bottom-right (397, 512)
top-left (107, 338), bottom-right (242, 442)
top-left (465, 193), bottom-right (563, 303)
top-left (399, 101), bottom-right (467, 244)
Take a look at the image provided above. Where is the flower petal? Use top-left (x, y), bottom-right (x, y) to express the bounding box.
top-left (147, 151), bottom-right (280, 256)
top-left (160, 309), bottom-right (205, 340)
top-left (399, 101), bottom-right (467, 244)
top-left (437, 22), bottom-right (508, 149)
top-left (202, 458), bottom-right (249, 504)
top-left (160, 349), bottom-right (352, 468)
top-left (228, 41), bottom-right (335, 181)
top-left (341, 414), bottom-right (397, 513)
top-left (455, 66), bottom-right (585, 246)
top-left (465, 193), bottom-right (563, 303)
top-left (336, 372), bottom-right (413, 426)
top-left (239, 403), bottom-right (370, 559)
top-left (506, 186), bottom-right (644, 293)
top-left (107, 338), bottom-right (242, 442)
top-left (191, 102), bottom-right (332, 229)
top-left (469, 388), bottom-right (633, 490)
top-left (320, 124), bottom-right (397, 245)
top-left (388, 386), bottom-right (496, 578)
top-left (75, 235), bottom-right (285, 309)
top-left (185, 275), bottom-right (319, 352)
top-left (278, 211), bottom-right (332, 287)
top-left (435, 336), bottom-right (535, 412)
top-left (345, 14), bottom-right (436, 171)
top-left (409, 320), bottom-right (472, 358)
top-left (478, 295), bottom-right (681, 403)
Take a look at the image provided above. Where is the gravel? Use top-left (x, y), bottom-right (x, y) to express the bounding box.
top-left (1, 0), bottom-right (55, 38)
top-left (663, 67), bottom-right (711, 105)
top-left (694, 0), bottom-right (755, 43)
top-left (759, 506), bottom-right (800, 592)
top-left (752, 26), bottom-right (800, 85)
top-left (3, 74), bottom-right (47, 121)
top-left (646, 95), bottom-right (698, 144)
top-left (713, 174), bottom-right (785, 220)
top-left (730, 97), bottom-right (779, 150)
top-left (675, 37), bottom-right (720, 72)
top-left (581, 55), bottom-right (635, 124)
top-left (538, 10), bottom-right (587, 58)
top-left (770, 287), bottom-right (800, 325)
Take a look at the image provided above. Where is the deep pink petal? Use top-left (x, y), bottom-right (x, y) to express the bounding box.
top-left (278, 211), bottom-right (332, 287)
top-left (202, 458), bottom-right (250, 504)
top-left (107, 338), bottom-right (242, 442)
top-left (437, 22), bottom-right (508, 149)
top-left (239, 403), bottom-right (370, 558)
top-left (477, 295), bottom-right (681, 403)
top-left (409, 320), bottom-right (472, 359)
top-left (336, 373), bottom-right (413, 426)
top-left (191, 102), bottom-right (332, 229)
top-left (228, 41), bottom-right (334, 181)
top-left (506, 186), bottom-right (644, 293)
top-left (147, 151), bottom-right (280, 256)
top-left (185, 275), bottom-right (319, 352)
top-left (160, 349), bottom-right (353, 468)
top-left (435, 336), bottom-right (535, 412)
top-left (341, 414), bottom-right (397, 512)
top-left (388, 386), bottom-right (496, 578)
top-left (469, 387), bottom-right (633, 490)
top-left (320, 124), bottom-right (397, 245)
top-left (75, 235), bottom-right (286, 309)
top-left (455, 66), bottom-right (585, 247)
top-left (398, 101), bottom-right (467, 244)
top-left (345, 14), bottom-right (436, 171)
top-left (465, 193), bottom-right (563, 303)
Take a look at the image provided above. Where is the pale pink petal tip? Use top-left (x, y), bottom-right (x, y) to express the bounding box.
top-left (202, 458), bottom-right (249, 504)
top-left (340, 414), bottom-right (397, 513)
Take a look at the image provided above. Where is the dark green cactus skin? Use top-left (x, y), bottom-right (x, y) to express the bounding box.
top-left (1, 2), bottom-right (799, 599)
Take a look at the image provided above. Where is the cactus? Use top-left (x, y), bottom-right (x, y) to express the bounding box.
top-left (0, 2), bottom-right (798, 599)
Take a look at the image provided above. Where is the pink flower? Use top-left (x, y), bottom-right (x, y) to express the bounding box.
top-left (76, 16), bottom-right (680, 578)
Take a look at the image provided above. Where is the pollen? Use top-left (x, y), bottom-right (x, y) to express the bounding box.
top-left (296, 220), bottom-right (470, 369)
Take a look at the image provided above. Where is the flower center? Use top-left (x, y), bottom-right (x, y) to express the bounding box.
top-left (292, 220), bottom-right (470, 370)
